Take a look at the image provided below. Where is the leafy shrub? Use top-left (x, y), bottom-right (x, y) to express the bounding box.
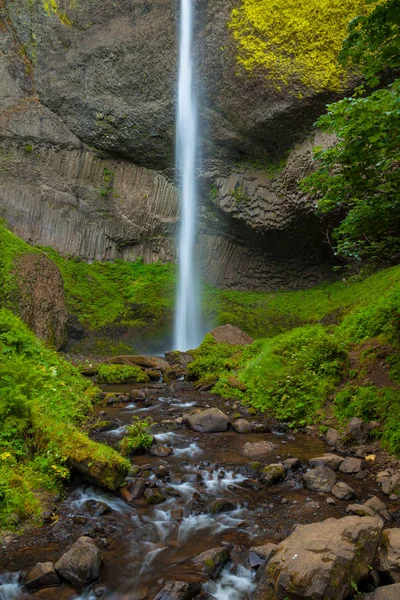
top-left (187, 334), bottom-right (243, 382)
top-left (97, 364), bottom-right (149, 384)
top-left (120, 417), bottom-right (153, 455)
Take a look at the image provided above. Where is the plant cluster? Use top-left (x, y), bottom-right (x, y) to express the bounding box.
top-left (120, 417), bottom-right (153, 455)
top-left (97, 364), bottom-right (149, 384)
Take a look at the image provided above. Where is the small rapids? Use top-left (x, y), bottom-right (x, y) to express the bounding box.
top-left (0, 574), bottom-right (21, 600)
top-left (205, 564), bottom-right (256, 600)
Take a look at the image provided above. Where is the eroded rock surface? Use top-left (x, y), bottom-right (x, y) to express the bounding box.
top-left (54, 537), bottom-right (102, 593)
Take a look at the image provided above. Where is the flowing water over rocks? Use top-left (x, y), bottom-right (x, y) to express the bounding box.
top-left (1, 386), bottom-right (399, 600)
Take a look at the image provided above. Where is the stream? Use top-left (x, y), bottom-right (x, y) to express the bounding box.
top-left (0, 384), bottom-right (393, 600)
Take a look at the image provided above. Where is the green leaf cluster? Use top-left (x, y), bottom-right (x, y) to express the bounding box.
top-left (120, 417), bottom-right (153, 455)
top-left (97, 364), bottom-right (149, 384)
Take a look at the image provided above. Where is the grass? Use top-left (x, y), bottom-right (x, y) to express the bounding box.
top-left (97, 364), bottom-right (149, 384)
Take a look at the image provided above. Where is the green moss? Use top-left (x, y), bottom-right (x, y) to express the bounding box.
top-left (120, 417), bottom-right (153, 455)
top-left (0, 309), bottom-right (128, 531)
top-left (97, 364), bottom-right (149, 384)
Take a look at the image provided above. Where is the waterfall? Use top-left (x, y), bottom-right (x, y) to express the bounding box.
top-left (174, 0), bottom-right (202, 352)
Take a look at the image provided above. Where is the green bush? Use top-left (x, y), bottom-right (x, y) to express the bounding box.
top-left (97, 364), bottom-right (149, 384)
top-left (120, 417), bottom-right (153, 455)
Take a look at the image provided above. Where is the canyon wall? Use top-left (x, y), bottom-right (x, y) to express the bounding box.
top-left (0, 0), bottom-right (341, 290)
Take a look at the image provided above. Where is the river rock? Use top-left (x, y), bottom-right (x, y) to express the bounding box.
top-left (192, 547), bottom-right (230, 580)
top-left (126, 478), bottom-right (147, 499)
top-left (346, 504), bottom-right (375, 517)
top-left (364, 496), bottom-right (387, 514)
top-left (83, 500), bottom-right (112, 517)
top-left (339, 457), bottom-right (364, 474)
top-left (209, 324), bottom-right (253, 346)
top-left (379, 529), bottom-right (400, 583)
top-left (24, 562), bottom-right (59, 591)
top-left (261, 463), bottom-right (286, 486)
top-left (303, 465), bottom-right (337, 493)
top-left (209, 499), bottom-right (236, 514)
top-left (325, 428), bottom-right (341, 447)
top-left (144, 488), bottom-right (166, 505)
top-left (249, 543), bottom-right (278, 567)
top-left (107, 355), bottom-right (170, 371)
top-left (332, 482), bottom-right (355, 501)
top-left (149, 444), bottom-right (173, 457)
top-left (254, 516), bottom-right (383, 600)
top-left (242, 441), bottom-right (275, 459)
top-left (361, 584), bottom-right (400, 599)
top-left (186, 408), bottom-right (231, 433)
top-left (129, 389), bottom-right (146, 402)
top-left (153, 581), bottom-right (201, 600)
top-left (54, 537), bottom-right (102, 593)
top-left (232, 419), bottom-right (252, 433)
top-left (344, 418), bottom-right (369, 444)
top-left (309, 454), bottom-right (344, 471)
top-left (283, 457), bottom-right (301, 471)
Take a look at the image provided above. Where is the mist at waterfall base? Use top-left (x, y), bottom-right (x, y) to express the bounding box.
top-left (174, 0), bottom-right (203, 352)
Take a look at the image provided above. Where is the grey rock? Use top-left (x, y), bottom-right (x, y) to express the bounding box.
top-left (346, 504), bottom-right (376, 518)
top-left (283, 457), bottom-right (301, 471)
top-left (303, 466), bottom-right (337, 493)
top-left (332, 482), bottom-right (355, 501)
top-left (153, 581), bottom-right (201, 600)
top-left (364, 496), bottom-right (387, 514)
top-left (232, 419), bottom-right (252, 433)
top-left (192, 547), bottom-right (230, 580)
top-left (309, 453), bottom-right (344, 471)
top-left (209, 499), bottom-right (236, 514)
top-left (186, 408), bottom-right (231, 433)
top-left (24, 562), bottom-right (59, 591)
top-left (261, 463), bottom-right (286, 486)
top-left (249, 543), bottom-right (277, 567)
top-left (149, 444), bottom-right (173, 458)
top-left (344, 418), bottom-right (369, 444)
top-left (361, 584), bottom-right (400, 599)
top-left (254, 516), bottom-right (383, 600)
top-left (82, 500), bottom-right (111, 517)
top-left (379, 528), bottom-right (400, 583)
top-left (325, 428), bottom-right (341, 447)
top-left (242, 441), bottom-right (275, 459)
top-left (54, 537), bottom-right (102, 593)
top-left (339, 457), bottom-right (364, 474)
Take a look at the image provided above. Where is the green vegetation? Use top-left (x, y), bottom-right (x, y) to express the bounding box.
top-left (0, 309), bottom-right (129, 531)
top-left (43, 247), bottom-right (175, 331)
top-left (120, 417), bottom-right (153, 455)
top-left (228, 0), bottom-right (373, 92)
top-left (97, 364), bottom-right (149, 384)
top-left (302, 0), bottom-right (400, 265)
top-left (194, 265), bottom-right (400, 452)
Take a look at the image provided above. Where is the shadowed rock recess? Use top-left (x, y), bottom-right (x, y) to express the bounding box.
top-left (0, 0), bottom-right (341, 290)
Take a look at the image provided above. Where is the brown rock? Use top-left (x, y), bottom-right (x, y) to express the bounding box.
top-left (107, 355), bottom-right (170, 371)
top-left (309, 454), bottom-right (344, 471)
top-left (232, 419), bottom-right (252, 433)
top-left (153, 581), bottom-right (201, 600)
top-left (344, 418), bottom-right (369, 445)
top-left (325, 428), bottom-right (340, 447)
top-left (192, 547), bottom-right (230, 580)
top-left (346, 504), bottom-right (375, 518)
top-left (186, 408), bottom-right (231, 433)
top-left (255, 516), bottom-right (383, 600)
top-left (261, 464), bottom-right (286, 486)
top-left (209, 324), bottom-right (253, 346)
top-left (361, 583), bottom-right (400, 599)
top-left (332, 482), bottom-right (355, 501)
top-left (242, 441), bottom-right (275, 459)
top-left (24, 562), bottom-right (59, 591)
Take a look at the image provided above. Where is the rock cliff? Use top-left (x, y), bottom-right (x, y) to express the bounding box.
top-left (0, 0), bottom-right (343, 290)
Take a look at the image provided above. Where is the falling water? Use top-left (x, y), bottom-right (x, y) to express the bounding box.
top-left (174, 0), bottom-right (202, 351)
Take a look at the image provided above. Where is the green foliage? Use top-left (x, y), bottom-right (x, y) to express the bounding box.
top-left (340, 0), bottom-right (400, 87)
top-left (334, 385), bottom-right (400, 453)
top-left (97, 364), bottom-right (149, 384)
top-left (187, 334), bottom-right (243, 383)
top-left (0, 309), bottom-right (128, 530)
top-left (228, 0), bottom-right (373, 92)
top-left (227, 326), bottom-right (346, 425)
top-left (42, 248), bottom-right (175, 330)
top-left (302, 81), bottom-right (400, 263)
top-left (120, 417), bottom-right (153, 455)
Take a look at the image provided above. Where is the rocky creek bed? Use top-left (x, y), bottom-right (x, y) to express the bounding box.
top-left (1, 382), bottom-right (400, 600)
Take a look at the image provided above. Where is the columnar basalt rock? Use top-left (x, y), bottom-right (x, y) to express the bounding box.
top-left (0, 0), bottom-right (342, 290)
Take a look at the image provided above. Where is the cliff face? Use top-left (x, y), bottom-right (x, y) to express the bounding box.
top-left (0, 0), bottom-right (341, 290)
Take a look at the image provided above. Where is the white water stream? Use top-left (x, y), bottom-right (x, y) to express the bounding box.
top-left (174, 0), bottom-right (202, 351)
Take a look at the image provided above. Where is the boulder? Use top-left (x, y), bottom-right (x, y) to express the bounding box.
top-left (186, 409), bottom-right (231, 433)
top-left (344, 418), bottom-right (369, 444)
top-left (332, 482), bottom-right (355, 501)
top-left (192, 547), bottom-right (230, 580)
top-left (242, 441), bottom-right (275, 459)
top-left (361, 584), bottom-right (400, 599)
top-left (261, 464), bottom-right (286, 486)
top-left (153, 581), bottom-right (201, 600)
top-left (82, 500), bottom-right (111, 517)
top-left (24, 562), bottom-right (59, 591)
top-left (149, 445), bottom-right (173, 458)
top-left (325, 428), bottom-right (341, 447)
top-left (232, 419), bottom-right (252, 433)
top-left (309, 454), bottom-right (344, 471)
top-left (209, 325), bottom-right (253, 346)
top-left (379, 529), bottom-right (400, 583)
top-left (339, 457), bottom-right (364, 474)
top-left (303, 466), bottom-right (337, 493)
top-left (54, 537), bottom-right (102, 593)
top-left (255, 516), bottom-right (383, 600)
